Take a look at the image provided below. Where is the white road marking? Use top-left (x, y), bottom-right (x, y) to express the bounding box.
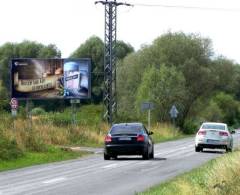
top-left (42, 177), bottom-right (67, 184)
top-left (102, 163), bottom-right (118, 169)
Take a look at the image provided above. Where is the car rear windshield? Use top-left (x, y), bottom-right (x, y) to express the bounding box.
top-left (202, 124), bottom-right (226, 130)
top-left (110, 125), bottom-right (143, 135)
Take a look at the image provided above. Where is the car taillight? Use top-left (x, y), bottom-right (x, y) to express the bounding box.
top-left (137, 134), bottom-right (145, 142)
top-left (219, 131), bottom-right (229, 136)
top-left (198, 131), bottom-right (206, 136)
top-left (105, 135), bottom-right (112, 143)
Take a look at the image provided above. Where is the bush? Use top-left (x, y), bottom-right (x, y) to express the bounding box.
top-left (0, 136), bottom-right (24, 160)
top-left (25, 132), bottom-right (48, 152)
top-left (31, 107), bottom-right (46, 116)
top-left (183, 119), bottom-right (200, 134)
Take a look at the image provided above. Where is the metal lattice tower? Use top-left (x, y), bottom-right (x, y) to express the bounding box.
top-left (95, 0), bottom-right (131, 125)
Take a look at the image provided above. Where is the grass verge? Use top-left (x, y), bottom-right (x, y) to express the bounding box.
top-left (138, 150), bottom-right (240, 195)
top-left (0, 147), bottom-right (89, 172)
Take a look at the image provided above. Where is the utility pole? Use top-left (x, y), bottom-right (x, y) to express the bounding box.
top-left (95, 0), bottom-right (132, 125)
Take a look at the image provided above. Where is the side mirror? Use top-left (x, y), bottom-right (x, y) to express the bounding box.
top-left (231, 130), bottom-right (235, 134)
top-left (148, 131), bottom-right (154, 135)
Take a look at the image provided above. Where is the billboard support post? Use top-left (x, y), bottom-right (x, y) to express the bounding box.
top-left (26, 99), bottom-right (32, 130)
top-left (70, 99), bottom-right (80, 126)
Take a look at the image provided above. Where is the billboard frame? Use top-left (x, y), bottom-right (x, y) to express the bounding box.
top-left (10, 58), bottom-right (91, 100)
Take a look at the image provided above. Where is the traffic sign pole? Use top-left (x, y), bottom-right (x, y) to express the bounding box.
top-left (148, 109), bottom-right (151, 131)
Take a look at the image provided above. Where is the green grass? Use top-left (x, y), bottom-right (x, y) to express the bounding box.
top-left (0, 147), bottom-right (89, 172)
top-left (138, 150), bottom-right (240, 195)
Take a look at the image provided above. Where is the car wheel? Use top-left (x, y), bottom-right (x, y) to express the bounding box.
top-left (104, 153), bottom-right (111, 160)
top-left (142, 148), bottom-right (150, 160)
top-left (226, 147), bottom-right (232, 153)
top-left (112, 155), bottom-right (118, 160)
top-left (150, 147), bottom-right (154, 159)
top-left (195, 146), bottom-right (201, 152)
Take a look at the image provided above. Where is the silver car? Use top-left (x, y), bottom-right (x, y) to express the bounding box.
top-left (195, 122), bottom-right (234, 152)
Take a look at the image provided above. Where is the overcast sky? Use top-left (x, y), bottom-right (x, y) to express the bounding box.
top-left (1, 0), bottom-right (240, 63)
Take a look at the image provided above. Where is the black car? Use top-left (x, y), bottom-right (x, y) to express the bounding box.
top-left (104, 123), bottom-right (154, 160)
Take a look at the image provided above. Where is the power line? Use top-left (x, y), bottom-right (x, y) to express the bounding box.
top-left (132, 3), bottom-right (240, 12)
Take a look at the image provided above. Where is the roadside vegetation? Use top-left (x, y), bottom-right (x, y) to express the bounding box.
top-left (0, 147), bottom-right (89, 172)
top-left (0, 104), bottom-right (183, 171)
top-left (1, 31), bottom-right (240, 170)
top-left (138, 149), bottom-right (240, 195)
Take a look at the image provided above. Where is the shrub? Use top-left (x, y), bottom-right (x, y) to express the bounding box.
top-left (0, 136), bottom-right (24, 160)
top-left (183, 119), bottom-right (200, 134)
top-left (25, 131), bottom-right (48, 152)
top-left (31, 107), bottom-right (46, 116)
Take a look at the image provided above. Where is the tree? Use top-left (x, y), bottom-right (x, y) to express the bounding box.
top-left (116, 40), bottom-right (134, 60)
top-left (117, 32), bottom-right (215, 123)
top-left (213, 92), bottom-right (240, 126)
top-left (0, 40), bottom-right (61, 111)
top-left (70, 36), bottom-right (134, 103)
top-left (211, 57), bottom-right (239, 94)
top-left (0, 40), bottom-right (61, 95)
top-left (179, 58), bottom-right (216, 124)
top-left (135, 65), bottom-right (186, 122)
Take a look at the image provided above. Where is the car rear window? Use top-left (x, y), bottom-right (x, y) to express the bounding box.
top-left (110, 125), bottom-right (143, 135)
top-left (201, 124), bottom-right (226, 130)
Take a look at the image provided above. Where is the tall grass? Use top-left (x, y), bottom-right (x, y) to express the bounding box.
top-left (0, 104), bottom-right (184, 161)
top-left (139, 150), bottom-right (240, 195)
top-left (151, 123), bottom-right (184, 143)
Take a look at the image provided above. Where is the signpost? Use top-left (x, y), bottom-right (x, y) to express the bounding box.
top-left (10, 98), bottom-right (18, 129)
top-left (169, 105), bottom-right (179, 126)
top-left (141, 102), bottom-right (154, 131)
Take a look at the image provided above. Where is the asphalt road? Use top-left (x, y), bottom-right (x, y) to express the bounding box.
top-left (0, 133), bottom-right (240, 195)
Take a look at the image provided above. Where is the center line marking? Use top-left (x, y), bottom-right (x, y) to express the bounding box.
top-left (42, 177), bottom-right (67, 184)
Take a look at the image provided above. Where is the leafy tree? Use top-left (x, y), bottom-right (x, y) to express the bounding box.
top-left (117, 32), bottom-right (215, 124)
top-left (213, 92), bottom-right (240, 126)
top-left (116, 40), bottom-right (134, 60)
top-left (0, 40), bottom-right (61, 111)
top-left (0, 40), bottom-right (61, 95)
top-left (70, 36), bottom-right (104, 103)
top-left (211, 57), bottom-right (238, 94)
top-left (179, 58), bottom-right (216, 124)
top-left (150, 31), bottom-right (213, 67)
top-left (135, 65), bottom-right (186, 122)
top-left (71, 36), bottom-right (134, 103)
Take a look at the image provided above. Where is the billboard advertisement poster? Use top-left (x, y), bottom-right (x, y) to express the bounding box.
top-left (11, 58), bottom-right (91, 99)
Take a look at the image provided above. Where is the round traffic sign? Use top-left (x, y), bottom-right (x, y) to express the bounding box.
top-left (10, 98), bottom-right (18, 109)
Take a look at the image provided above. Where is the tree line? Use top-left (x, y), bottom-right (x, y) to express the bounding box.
top-left (0, 32), bottom-right (240, 132)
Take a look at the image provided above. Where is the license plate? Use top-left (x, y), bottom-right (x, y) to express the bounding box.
top-left (119, 137), bottom-right (131, 141)
top-left (207, 139), bottom-right (219, 144)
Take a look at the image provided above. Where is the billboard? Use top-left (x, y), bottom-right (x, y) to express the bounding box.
top-left (11, 58), bottom-right (91, 99)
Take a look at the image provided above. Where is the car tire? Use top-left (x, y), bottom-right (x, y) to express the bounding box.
top-left (142, 148), bottom-right (150, 160)
top-left (112, 155), bottom-right (118, 160)
top-left (104, 153), bottom-right (111, 160)
top-left (195, 146), bottom-right (201, 152)
top-left (150, 147), bottom-right (154, 159)
top-left (226, 147), bottom-right (232, 153)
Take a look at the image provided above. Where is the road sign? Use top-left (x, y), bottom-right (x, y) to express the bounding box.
top-left (70, 99), bottom-right (80, 104)
top-left (169, 105), bottom-right (179, 118)
top-left (10, 98), bottom-right (18, 109)
top-left (141, 102), bottom-right (154, 111)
